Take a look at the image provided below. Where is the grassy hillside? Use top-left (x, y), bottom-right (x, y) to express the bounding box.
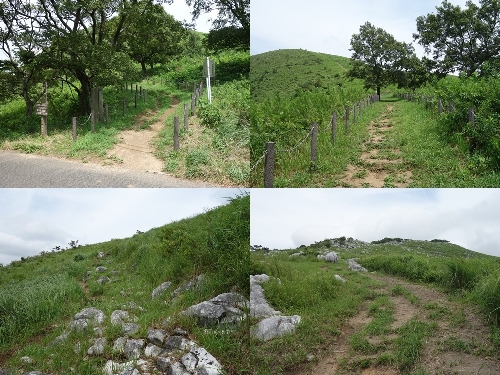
top-left (250, 49), bottom-right (362, 101)
top-left (0, 193), bottom-right (249, 374)
top-left (250, 237), bottom-right (500, 374)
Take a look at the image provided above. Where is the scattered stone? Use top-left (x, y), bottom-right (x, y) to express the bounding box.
top-left (74, 341), bottom-right (81, 354)
top-left (87, 337), bottom-right (106, 355)
top-left (156, 357), bottom-right (172, 372)
top-left (94, 327), bottom-right (103, 337)
top-left (50, 332), bottom-right (69, 346)
top-left (122, 323), bottom-right (139, 335)
top-left (74, 307), bottom-right (105, 325)
top-left (173, 328), bottom-right (188, 337)
top-left (147, 328), bottom-right (167, 346)
top-left (182, 293), bottom-right (248, 328)
top-left (22, 372), bottom-right (49, 375)
top-left (20, 357), bottom-right (33, 364)
top-left (113, 337), bottom-right (127, 353)
top-left (97, 276), bottom-right (111, 285)
top-left (83, 271), bottom-right (92, 282)
top-left (250, 274), bottom-right (281, 318)
top-left (151, 281), bottom-right (172, 299)
top-left (103, 360), bottom-right (135, 375)
top-left (124, 339), bottom-right (144, 360)
top-left (325, 251), bottom-right (339, 263)
top-left (144, 343), bottom-right (168, 358)
top-left (120, 291), bottom-right (126, 297)
top-left (182, 347), bottom-right (222, 374)
top-left (167, 362), bottom-right (190, 375)
top-left (334, 274), bottom-right (346, 283)
top-left (98, 252), bottom-right (105, 259)
top-left (96, 266), bottom-right (107, 273)
top-left (251, 315), bottom-right (301, 341)
top-left (164, 335), bottom-right (195, 351)
top-left (111, 310), bottom-right (130, 325)
top-left (306, 354), bottom-right (315, 362)
top-left (118, 370), bottom-right (140, 375)
top-left (68, 319), bottom-right (89, 332)
top-left (347, 259), bottom-right (367, 272)
top-left (172, 274), bottom-right (205, 297)
top-left (317, 254), bottom-right (326, 260)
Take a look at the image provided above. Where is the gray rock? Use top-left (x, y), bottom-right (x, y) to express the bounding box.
top-left (182, 292), bottom-right (248, 328)
top-left (111, 310), bottom-right (130, 325)
top-left (87, 337), bottom-right (106, 355)
top-left (182, 347), bottom-right (222, 374)
top-left (50, 331), bottom-right (69, 346)
top-left (96, 266), bottom-right (107, 272)
top-left (113, 337), bottom-right (127, 353)
top-left (325, 252), bottom-right (339, 263)
top-left (103, 360), bottom-right (135, 375)
top-left (157, 357), bottom-right (172, 372)
top-left (98, 252), bottom-right (105, 259)
top-left (119, 370), bottom-right (141, 375)
top-left (22, 372), bottom-right (49, 375)
top-left (94, 327), bottom-right (103, 337)
top-left (164, 335), bottom-right (195, 351)
top-left (20, 356), bottom-right (33, 364)
top-left (68, 319), bottom-right (89, 332)
top-left (74, 341), bottom-right (81, 353)
top-left (74, 307), bottom-right (105, 325)
top-left (97, 276), bottom-right (111, 285)
top-left (250, 274), bottom-right (281, 318)
top-left (167, 362), bottom-right (190, 375)
top-left (334, 274), bottom-right (346, 283)
top-left (152, 281), bottom-right (172, 299)
top-left (124, 339), bottom-right (144, 360)
top-left (317, 254), bottom-right (326, 260)
top-left (144, 343), bottom-right (168, 358)
top-left (347, 259), bottom-right (367, 272)
top-left (147, 328), bottom-right (167, 346)
top-left (172, 274), bottom-right (205, 297)
top-left (251, 315), bottom-right (301, 341)
top-left (122, 323), bottom-right (139, 335)
top-left (173, 328), bottom-right (188, 337)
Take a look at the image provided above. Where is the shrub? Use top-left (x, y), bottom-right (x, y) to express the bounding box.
top-left (74, 254), bottom-right (85, 262)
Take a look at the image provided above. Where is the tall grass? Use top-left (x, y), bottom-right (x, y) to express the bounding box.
top-left (0, 274), bottom-right (84, 348)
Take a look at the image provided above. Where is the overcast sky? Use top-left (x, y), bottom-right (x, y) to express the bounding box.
top-left (251, 189), bottom-right (500, 257)
top-left (0, 188), bottom-right (245, 266)
top-left (251, 0), bottom-right (479, 58)
top-left (164, 2), bottom-right (217, 33)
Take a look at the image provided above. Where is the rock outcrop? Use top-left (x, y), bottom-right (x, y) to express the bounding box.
top-left (347, 258), bottom-right (368, 272)
top-left (250, 274), bottom-right (301, 341)
top-left (325, 251), bottom-right (339, 263)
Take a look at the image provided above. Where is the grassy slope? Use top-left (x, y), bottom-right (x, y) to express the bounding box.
top-left (250, 238), bottom-right (500, 374)
top-left (0, 194), bottom-right (249, 375)
top-left (250, 49), bottom-right (361, 101)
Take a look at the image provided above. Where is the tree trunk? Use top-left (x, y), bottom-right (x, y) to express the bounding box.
top-left (21, 81), bottom-right (35, 116)
top-left (141, 59), bottom-right (147, 77)
top-left (75, 70), bottom-right (91, 115)
top-left (377, 86), bottom-right (381, 97)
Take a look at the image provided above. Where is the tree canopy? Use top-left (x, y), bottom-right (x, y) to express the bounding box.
top-left (414, 0), bottom-right (500, 77)
top-left (348, 22), bottom-right (414, 96)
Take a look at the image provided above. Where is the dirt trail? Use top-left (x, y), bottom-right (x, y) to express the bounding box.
top-left (292, 273), bottom-right (500, 375)
top-left (340, 104), bottom-right (411, 187)
top-left (105, 96), bottom-right (180, 172)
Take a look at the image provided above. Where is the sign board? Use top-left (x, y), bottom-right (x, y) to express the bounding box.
top-left (203, 59), bottom-right (215, 77)
top-left (36, 103), bottom-right (48, 116)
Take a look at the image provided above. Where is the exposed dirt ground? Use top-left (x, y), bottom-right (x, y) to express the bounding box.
top-left (105, 96), bottom-right (180, 172)
top-left (340, 104), bottom-right (412, 188)
top-left (291, 273), bottom-right (500, 375)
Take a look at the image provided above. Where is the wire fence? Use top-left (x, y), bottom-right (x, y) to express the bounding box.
top-left (252, 94), bottom-right (380, 187)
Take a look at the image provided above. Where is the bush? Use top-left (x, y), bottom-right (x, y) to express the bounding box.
top-left (74, 254), bottom-right (85, 262)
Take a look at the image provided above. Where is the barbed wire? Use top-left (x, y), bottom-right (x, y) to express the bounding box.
top-left (276, 126), bottom-right (314, 153)
top-left (77, 113), bottom-right (92, 127)
top-left (250, 150), bottom-right (267, 172)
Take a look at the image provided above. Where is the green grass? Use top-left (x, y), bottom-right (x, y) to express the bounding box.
top-left (0, 193), bottom-right (249, 375)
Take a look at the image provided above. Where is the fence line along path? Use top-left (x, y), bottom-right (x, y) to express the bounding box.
top-left (105, 96), bottom-right (180, 172)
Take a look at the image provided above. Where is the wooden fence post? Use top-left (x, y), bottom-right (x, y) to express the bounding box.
top-left (134, 93), bottom-right (137, 108)
top-left (105, 104), bottom-right (108, 125)
top-left (353, 104), bottom-right (357, 124)
top-left (72, 117), bottom-right (77, 141)
top-left (345, 105), bottom-right (349, 134)
top-left (311, 122), bottom-right (318, 164)
top-left (331, 111), bottom-right (337, 145)
top-left (264, 142), bottom-right (275, 188)
top-left (184, 103), bottom-right (188, 130)
top-left (143, 90), bottom-right (146, 103)
top-left (174, 116), bottom-right (179, 151)
top-left (191, 94), bottom-right (194, 116)
top-left (122, 98), bottom-right (126, 116)
top-left (91, 111), bottom-right (95, 133)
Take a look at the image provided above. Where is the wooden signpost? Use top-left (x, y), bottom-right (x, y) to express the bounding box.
top-left (37, 82), bottom-right (48, 136)
top-left (203, 57), bottom-right (215, 104)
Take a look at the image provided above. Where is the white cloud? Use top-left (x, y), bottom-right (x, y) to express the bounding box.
top-left (0, 188), bottom-right (245, 266)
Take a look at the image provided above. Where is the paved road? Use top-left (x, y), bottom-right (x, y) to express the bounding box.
top-left (0, 150), bottom-right (218, 188)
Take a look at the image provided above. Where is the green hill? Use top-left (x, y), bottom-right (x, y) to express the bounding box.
top-left (250, 49), bottom-right (364, 101)
top-left (0, 194), bottom-right (249, 375)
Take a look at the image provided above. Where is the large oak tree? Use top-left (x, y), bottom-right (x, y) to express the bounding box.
top-left (348, 22), bottom-right (414, 96)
